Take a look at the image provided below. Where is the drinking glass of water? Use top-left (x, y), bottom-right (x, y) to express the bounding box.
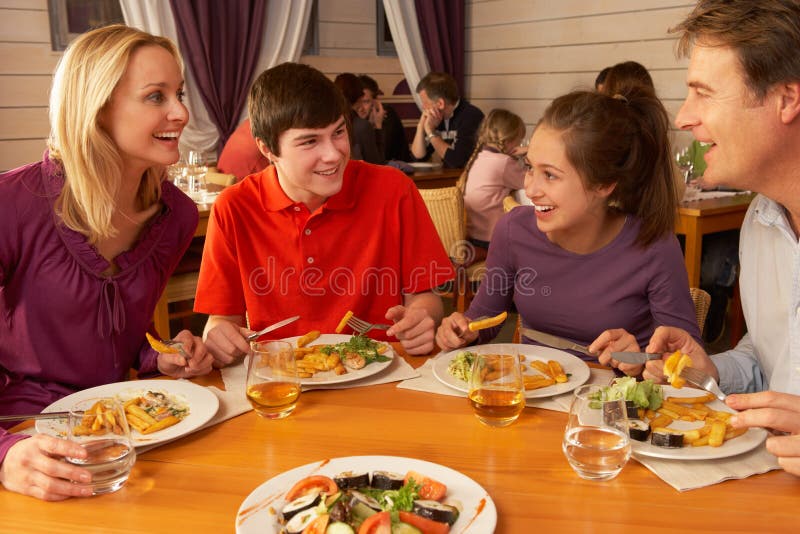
top-left (562, 384), bottom-right (631, 481)
top-left (66, 398), bottom-right (136, 495)
top-left (468, 351), bottom-right (525, 427)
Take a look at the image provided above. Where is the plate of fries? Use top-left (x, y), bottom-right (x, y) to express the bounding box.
top-left (631, 385), bottom-right (768, 460)
top-left (283, 333), bottom-right (395, 385)
top-left (432, 343), bottom-right (590, 399)
top-left (36, 380), bottom-right (219, 448)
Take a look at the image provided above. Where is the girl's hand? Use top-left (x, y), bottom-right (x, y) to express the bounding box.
top-left (157, 329), bottom-right (214, 377)
top-left (435, 312), bottom-right (477, 352)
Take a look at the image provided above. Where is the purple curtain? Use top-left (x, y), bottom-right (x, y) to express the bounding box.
top-left (169, 0), bottom-right (267, 152)
top-left (414, 0), bottom-right (466, 95)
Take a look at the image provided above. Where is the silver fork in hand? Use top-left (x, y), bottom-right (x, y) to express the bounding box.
top-left (680, 367), bottom-right (725, 401)
top-left (346, 314), bottom-right (391, 335)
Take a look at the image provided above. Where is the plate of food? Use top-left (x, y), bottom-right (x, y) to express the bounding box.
top-left (433, 343), bottom-right (591, 399)
top-left (235, 455), bottom-right (496, 534)
top-left (628, 385), bottom-right (768, 460)
top-left (36, 379), bottom-right (219, 448)
top-left (282, 334), bottom-right (395, 386)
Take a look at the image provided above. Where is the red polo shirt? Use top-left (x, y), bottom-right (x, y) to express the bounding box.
top-left (194, 160), bottom-right (455, 339)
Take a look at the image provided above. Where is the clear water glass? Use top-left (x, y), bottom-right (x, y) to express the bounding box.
top-left (65, 398), bottom-right (136, 495)
top-left (563, 384), bottom-right (631, 481)
top-left (185, 150), bottom-right (207, 200)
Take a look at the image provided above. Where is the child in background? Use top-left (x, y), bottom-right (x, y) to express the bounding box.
top-left (462, 109), bottom-right (527, 263)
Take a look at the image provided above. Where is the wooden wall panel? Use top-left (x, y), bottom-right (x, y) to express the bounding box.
top-left (318, 0), bottom-right (375, 23)
top-left (0, 0), bottom-right (47, 8)
top-left (0, 75), bottom-right (51, 107)
top-left (318, 21), bottom-right (375, 52)
top-left (0, 42), bottom-right (60, 75)
top-left (0, 108), bottom-right (49, 139)
top-left (0, 9), bottom-right (50, 42)
top-left (0, 139), bottom-right (46, 171)
top-left (468, 0), bottom-right (688, 26)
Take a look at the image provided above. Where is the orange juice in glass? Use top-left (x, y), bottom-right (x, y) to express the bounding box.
top-left (247, 340), bottom-right (300, 419)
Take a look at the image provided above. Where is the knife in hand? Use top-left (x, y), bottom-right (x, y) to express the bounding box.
top-left (611, 352), bottom-right (662, 365)
top-left (520, 327), bottom-right (593, 357)
top-left (246, 315), bottom-right (301, 341)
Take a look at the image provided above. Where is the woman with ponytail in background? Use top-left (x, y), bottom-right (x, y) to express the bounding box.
top-left (436, 87), bottom-right (702, 372)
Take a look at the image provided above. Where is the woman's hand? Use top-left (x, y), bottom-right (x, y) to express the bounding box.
top-left (589, 328), bottom-right (644, 376)
top-left (435, 312), bottom-right (477, 352)
top-left (641, 326), bottom-right (717, 383)
top-left (0, 435), bottom-right (92, 501)
top-left (157, 329), bottom-right (214, 377)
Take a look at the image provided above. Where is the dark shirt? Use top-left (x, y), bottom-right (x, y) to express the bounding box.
top-left (351, 114), bottom-right (384, 165)
top-left (382, 104), bottom-right (413, 162)
top-left (424, 99), bottom-right (484, 168)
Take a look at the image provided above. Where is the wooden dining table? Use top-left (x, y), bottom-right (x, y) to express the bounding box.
top-left (2, 345), bottom-right (798, 533)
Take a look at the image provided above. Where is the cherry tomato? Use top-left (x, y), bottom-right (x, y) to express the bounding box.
top-left (358, 511), bottom-right (391, 534)
top-left (285, 475), bottom-right (339, 502)
top-left (405, 470), bottom-right (447, 501)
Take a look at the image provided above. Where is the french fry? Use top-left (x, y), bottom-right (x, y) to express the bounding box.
top-left (657, 407), bottom-right (681, 420)
top-left (523, 375), bottom-right (555, 390)
top-left (467, 311), bottom-right (508, 332)
top-left (530, 360), bottom-right (552, 378)
top-left (296, 330), bottom-right (321, 348)
top-left (649, 414), bottom-right (673, 430)
top-left (141, 415), bottom-right (180, 435)
top-left (725, 427), bottom-right (747, 441)
top-left (125, 413), bottom-right (150, 433)
top-left (547, 360), bottom-right (567, 383)
top-left (126, 404), bottom-right (158, 426)
top-left (667, 393), bottom-right (715, 404)
top-left (335, 311), bottom-right (354, 333)
top-left (691, 435), bottom-right (710, 447)
top-left (708, 420), bottom-right (727, 447)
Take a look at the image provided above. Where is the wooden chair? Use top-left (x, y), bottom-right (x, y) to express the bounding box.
top-left (503, 194), bottom-right (521, 213)
top-left (689, 287), bottom-right (712, 336)
top-left (418, 183), bottom-right (486, 312)
top-left (205, 171), bottom-right (236, 187)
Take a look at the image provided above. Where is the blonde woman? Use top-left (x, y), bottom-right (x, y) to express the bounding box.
top-left (0, 25), bottom-right (213, 500)
top-left (462, 109), bottom-right (527, 263)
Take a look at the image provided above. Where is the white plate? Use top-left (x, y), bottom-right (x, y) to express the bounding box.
top-left (37, 379), bottom-right (219, 448)
top-left (631, 385), bottom-right (768, 460)
top-left (236, 455), bottom-right (497, 534)
top-left (407, 162), bottom-right (439, 170)
top-left (283, 334), bottom-right (395, 386)
top-left (432, 343), bottom-right (591, 399)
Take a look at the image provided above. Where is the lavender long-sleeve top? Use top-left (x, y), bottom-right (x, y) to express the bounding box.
top-left (469, 207), bottom-right (702, 356)
top-left (0, 154), bottom-right (197, 463)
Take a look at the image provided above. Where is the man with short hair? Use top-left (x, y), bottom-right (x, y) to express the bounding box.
top-left (195, 63), bottom-right (454, 363)
top-left (642, 0), bottom-right (800, 476)
top-left (411, 72), bottom-right (484, 168)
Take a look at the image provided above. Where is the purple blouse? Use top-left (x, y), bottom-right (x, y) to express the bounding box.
top-left (469, 207), bottom-right (702, 356)
top-left (0, 154), bottom-right (197, 463)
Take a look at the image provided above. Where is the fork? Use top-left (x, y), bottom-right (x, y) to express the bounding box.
top-left (680, 367), bottom-right (726, 402)
top-left (346, 315), bottom-right (391, 335)
top-left (159, 339), bottom-right (192, 361)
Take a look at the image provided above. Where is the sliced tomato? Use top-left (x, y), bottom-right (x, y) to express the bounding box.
top-left (398, 512), bottom-right (450, 534)
top-left (405, 470), bottom-right (447, 501)
top-left (358, 511), bottom-right (391, 534)
top-left (302, 514), bottom-right (330, 534)
top-left (285, 475), bottom-right (338, 502)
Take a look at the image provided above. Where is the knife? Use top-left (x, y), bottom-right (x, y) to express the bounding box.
top-left (611, 352), bottom-right (662, 365)
top-left (520, 327), bottom-right (593, 357)
top-left (246, 315), bottom-right (301, 341)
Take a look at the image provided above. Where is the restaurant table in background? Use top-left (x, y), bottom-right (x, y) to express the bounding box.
top-left (2, 345), bottom-right (798, 533)
top-left (410, 167), bottom-right (463, 189)
top-left (676, 193), bottom-right (755, 344)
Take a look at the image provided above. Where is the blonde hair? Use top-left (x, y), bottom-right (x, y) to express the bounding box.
top-left (48, 24), bottom-right (183, 242)
top-left (462, 109), bottom-right (526, 186)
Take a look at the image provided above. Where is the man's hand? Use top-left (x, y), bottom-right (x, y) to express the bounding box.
top-left (157, 329), bottom-right (214, 378)
top-left (424, 107), bottom-right (443, 133)
top-left (385, 305), bottom-right (436, 355)
top-left (727, 391), bottom-right (800, 476)
top-left (641, 326), bottom-right (717, 383)
top-left (203, 316), bottom-right (251, 367)
top-left (0, 435), bottom-right (93, 501)
top-left (589, 328), bottom-right (643, 376)
top-left (435, 312), bottom-right (478, 352)
top-left (369, 100), bottom-right (386, 129)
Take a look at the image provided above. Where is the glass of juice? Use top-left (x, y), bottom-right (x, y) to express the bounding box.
top-left (65, 397), bottom-right (137, 495)
top-left (563, 384), bottom-right (631, 481)
top-left (468, 352), bottom-right (525, 427)
top-left (247, 340), bottom-right (301, 419)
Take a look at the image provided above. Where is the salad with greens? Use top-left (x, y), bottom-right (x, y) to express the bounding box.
top-left (590, 376), bottom-right (663, 410)
top-left (447, 351), bottom-right (476, 382)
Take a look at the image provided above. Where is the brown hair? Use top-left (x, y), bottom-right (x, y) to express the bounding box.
top-left (538, 89), bottom-right (677, 246)
top-left (671, 0), bottom-right (800, 101)
top-left (48, 24), bottom-right (181, 243)
top-left (249, 63), bottom-right (349, 156)
top-left (463, 109), bottom-right (526, 185)
top-left (600, 61), bottom-right (655, 96)
top-left (416, 72), bottom-right (459, 104)
top-left (334, 72), bottom-right (364, 106)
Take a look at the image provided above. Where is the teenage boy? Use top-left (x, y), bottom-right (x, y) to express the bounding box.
top-left (195, 63), bottom-right (454, 364)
